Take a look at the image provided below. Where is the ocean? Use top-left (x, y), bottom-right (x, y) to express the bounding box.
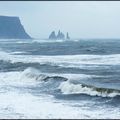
top-left (0, 38), bottom-right (120, 119)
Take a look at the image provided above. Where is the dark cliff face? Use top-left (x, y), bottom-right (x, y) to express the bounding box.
top-left (0, 16), bottom-right (32, 39)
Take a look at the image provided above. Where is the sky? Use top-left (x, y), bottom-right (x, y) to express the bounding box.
top-left (0, 1), bottom-right (120, 39)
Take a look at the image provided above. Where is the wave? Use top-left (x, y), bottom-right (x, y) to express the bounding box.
top-left (22, 68), bottom-right (120, 97)
top-left (59, 81), bottom-right (120, 97)
top-left (10, 51), bottom-right (28, 55)
top-left (21, 67), bottom-right (68, 82)
top-left (32, 39), bottom-right (66, 43)
top-left (0, 67), bottom-right (120, 97)
top-left (32, 38), bottom-right (85, 43)
top-left (1, 50), bottom-right (120, 68)
top-left (0, 67), bottom-right (93, 96)
top-left (0, 67), bottom-right (72, 85)
top-left (0, 67), bottom-right (91, 88)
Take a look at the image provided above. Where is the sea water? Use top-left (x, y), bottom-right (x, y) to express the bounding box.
top-left (0, 38), bottom-right (120, 118)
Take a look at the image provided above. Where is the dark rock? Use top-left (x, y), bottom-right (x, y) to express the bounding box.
top-left (49, 31), bottom-right (56, 39)
top-left (66, 32), bottom-right (70, 40)
top-left (48, 30), bottom-right (66, 40)
top-left (56, 30), bottom-right (65, 39)
top-left (0, 16), bottom-right (32, 39)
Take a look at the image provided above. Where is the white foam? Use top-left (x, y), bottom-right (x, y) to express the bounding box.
top-left (10, 51), bottom-right (27, 54)
top-left (33, 39), bottom-right (65, 43)
top-left (59, 81), bottom-right (120, 97)
top-left (0, 68), bottom-right (43, 87)
top-left (0, 67), bottom-right (119, 118)
top-left (0, 91), bottom-right (119, 119)
top-left (16, 41), bottom-right (31, 44)
top-left (1, 67), bottom-right (117, 98)
top-left (32, 39), bottom-right (83, 43)
top-left (0, 67), bottom-right (91, 87)
top-left (1, 50), bottom-right (120, 67)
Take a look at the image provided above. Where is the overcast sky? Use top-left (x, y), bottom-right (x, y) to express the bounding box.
top-left (0, 1), bottom-right (120, 39)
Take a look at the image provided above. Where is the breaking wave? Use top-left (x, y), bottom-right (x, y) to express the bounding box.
top-left (19, 67), bottom-right (120, 97)
top-left (59, 81), bottom-right (120, 97)
top-left (0, 67), bottom-right (68, 86)
top-left (0, 67), bottom-right (120, 97)
top-left (21, 67), bottom-right (68, 82)
top-left (1, 50), bottom-right (120, 69)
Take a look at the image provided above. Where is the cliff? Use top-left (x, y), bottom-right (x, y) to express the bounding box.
top-left (0, 16), bottom-right (32, 39)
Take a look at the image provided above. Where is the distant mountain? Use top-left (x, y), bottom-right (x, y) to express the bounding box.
top-left (0, 16), bottom-right (32, 39)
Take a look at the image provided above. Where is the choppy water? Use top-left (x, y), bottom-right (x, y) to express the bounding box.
top-left (0, 38), bottom-right (120, 118)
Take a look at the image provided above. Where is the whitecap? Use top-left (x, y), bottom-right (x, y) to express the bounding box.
top-left (59, 81), bottom-right (120, 97)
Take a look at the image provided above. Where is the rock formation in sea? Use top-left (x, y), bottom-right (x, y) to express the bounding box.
top-left (66, 32), bottom-right (70, 40)
top-left (0, 16), bottom-right (32, 39)
top-left (56, 30), bottom-right (65, 39)
top-left (49, 30), bottom-right (66, 40)
top-left (49, 31), bottom-right (56, 39)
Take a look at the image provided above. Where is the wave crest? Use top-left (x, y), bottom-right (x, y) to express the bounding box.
top-left (21, 67), bottom-right (68, 82)
top-left (59, 81), bottom-right (120, 97)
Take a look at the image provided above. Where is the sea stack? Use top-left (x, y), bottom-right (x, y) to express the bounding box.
top-left (0, 16), bottom-right (32, 39)
top-left (66, 32), bottom-right (70, 40)
top-left (49, 31), bottom-right (56, 39)
top-left (56, 30), bottom-right (65, 39)
top-left (48, 30), bottom-right (65, 40)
